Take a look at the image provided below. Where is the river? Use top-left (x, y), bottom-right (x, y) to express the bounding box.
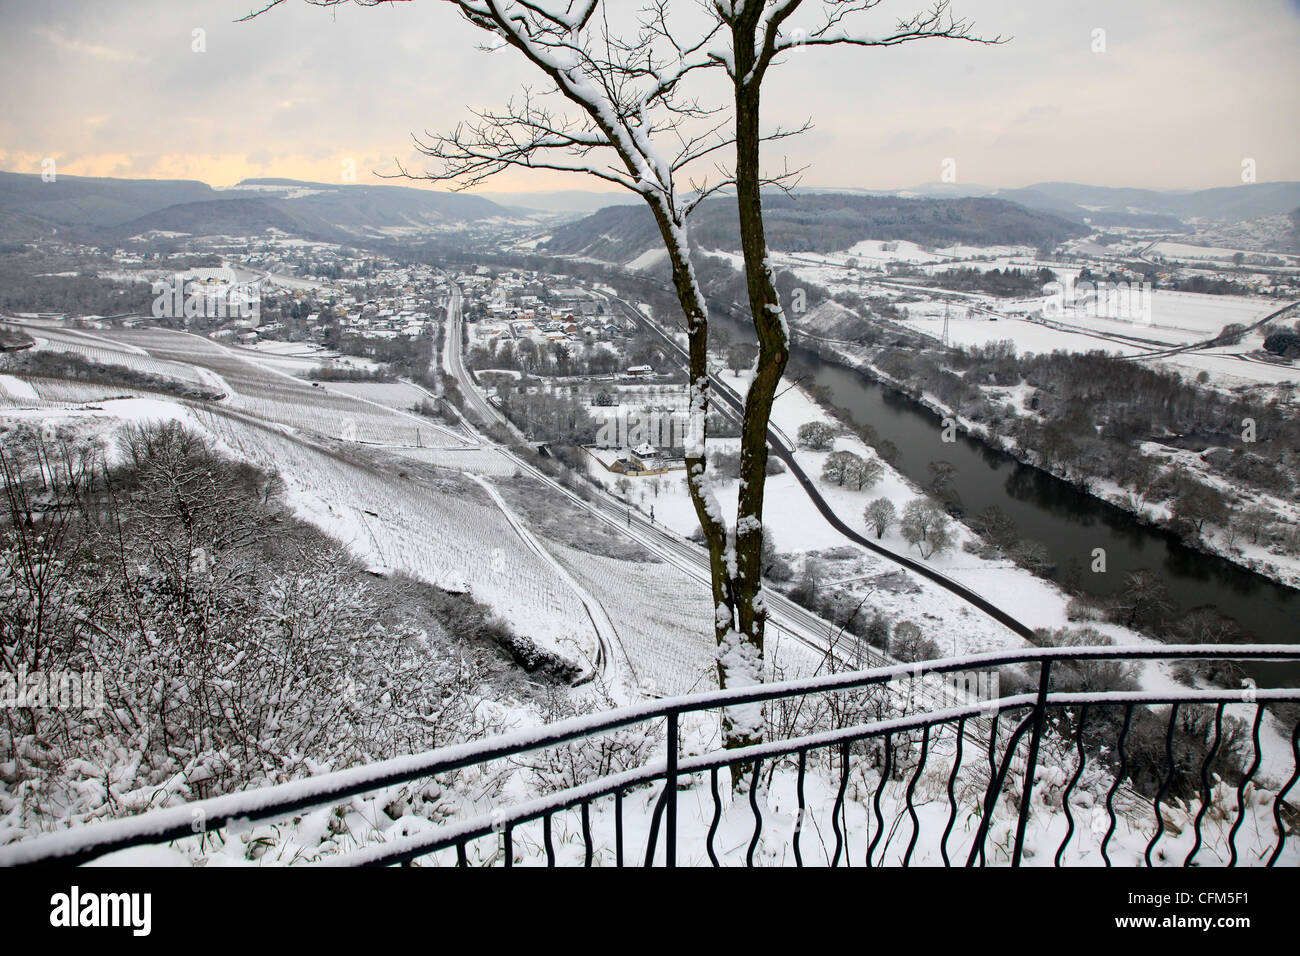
top-left (709, 310), bottom-right (1299, 686)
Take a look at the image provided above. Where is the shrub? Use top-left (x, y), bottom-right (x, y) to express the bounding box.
top-left (796, 421), bottom-right (836, 450)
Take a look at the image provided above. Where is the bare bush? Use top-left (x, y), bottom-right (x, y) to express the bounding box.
top-left (1, 422), bottom-right (508, 833)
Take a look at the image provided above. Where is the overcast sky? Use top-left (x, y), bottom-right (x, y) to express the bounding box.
top-left (1, 0), bottom-right (1297, 195)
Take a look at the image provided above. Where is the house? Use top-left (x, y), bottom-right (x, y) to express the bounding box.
top-left (0, 328), bottom-right (35, 353)
top-left (627, 365), bottom-right (654, 377)
top-left (605, 442), bottom-right (685, 476)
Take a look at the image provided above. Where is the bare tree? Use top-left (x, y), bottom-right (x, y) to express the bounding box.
top-left (242, 0), bottom-right (1001, 758)
top-left (702, 1), bottom-right (1000, 749)
top-left (900, 497), bottom-right (952, 559)
top-left (242, 0), bottom-right (781, 752)
top-left (864, 497), bottom-right (896, 539)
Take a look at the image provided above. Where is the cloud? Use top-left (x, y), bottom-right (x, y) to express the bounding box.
top-left (32, 27), bottom-right (140, 63)
top-left (1, 0), bottom-right (1297, 192)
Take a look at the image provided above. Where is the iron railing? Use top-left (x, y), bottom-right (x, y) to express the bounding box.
top-left (2, 644), bottom-right (1297, 867)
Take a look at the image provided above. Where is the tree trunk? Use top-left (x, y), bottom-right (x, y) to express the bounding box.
top-left (721, 38), bottom-right (791, 760)
top-left (643, 199), bottom-right (745, 735)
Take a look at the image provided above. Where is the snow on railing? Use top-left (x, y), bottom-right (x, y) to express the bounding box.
top-left (2, 645), bottom-right (1297, 868)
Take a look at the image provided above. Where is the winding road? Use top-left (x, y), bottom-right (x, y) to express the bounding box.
top-left (434, 277), bottom-right (926, 684)
top-left (596, 290), bottom-right (1042, 643)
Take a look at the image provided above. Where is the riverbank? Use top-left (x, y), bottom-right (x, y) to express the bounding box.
top-left (583, 365), bottom-right (1298, 781)
top-left (793, 328), bottom-right (1300, 593)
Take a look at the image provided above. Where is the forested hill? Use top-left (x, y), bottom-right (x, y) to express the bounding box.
top-left (0, 172), bottom-right (528, 242)
top-left (539, 193), bottom-right (1088, 264)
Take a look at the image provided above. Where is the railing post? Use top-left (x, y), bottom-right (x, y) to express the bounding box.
top-left (1012, 659), bottom-right (1052, 867)
top-left (666, 710), bottom-right (678, 867)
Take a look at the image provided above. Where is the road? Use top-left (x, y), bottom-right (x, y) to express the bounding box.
top-left (435, 277), bottom-right (901, 677)
top-left (469, 474), bottom-right (630, 687)
top-left (441, 282), bottom-right (529, 436)
top-left (597, 289), bottom-right (1042, 644)
top-left (1117, 299), bottom-right (1300, 362)
top-left (436, 278), bottom-right (1001, 710)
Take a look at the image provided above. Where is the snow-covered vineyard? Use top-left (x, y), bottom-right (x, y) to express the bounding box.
top-left (0, 325), bottom-right (725, 689)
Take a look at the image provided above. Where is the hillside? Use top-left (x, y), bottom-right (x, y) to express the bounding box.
top-left (540, 193), bottom-right (1088, 265)
top-left (1009, 180), bottom-right (1300, 223)
top-left (0, 172), bottom-right (529, 242)
top-left (112, 197), bottom-right (337, 241)
top-left (810, 180), bottom-right (1300, 232)
top-left (230, 178), bottom-right (529, 235)
top-left (0, 171), bottom-right (217, 228)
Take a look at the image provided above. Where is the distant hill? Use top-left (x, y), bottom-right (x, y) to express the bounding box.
top-left (0, 172), bottom-right (529, 242)
top-left (886, 180), bottom-right (1300, 230)
top-left (1012, 180), bottom-right (1300, 222)
top-left (228, 179), bottom-right (527, 235)
top-left (111, 198), bottom-right (333, 241)
top-left (540, 193), bottom-right (1088, 265)
top-left (796, 180), bottom-right (1300, 232)
top-left (8, 170), bottom-right (1294, 249)
top-left (0, 171), bottom-right (217, 228)
top-left (0, 208), bottom-right (63, 243)
top-left (474, 188), bottom-right (640, 215)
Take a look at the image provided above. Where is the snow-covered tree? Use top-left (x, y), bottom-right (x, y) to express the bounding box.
top-left (244, 0), bottom-right (1001, 761)
top-left (900, 497), bottom-right (952, 559)
top-left (797, 421), bottom-right (836, 450)
top-left (864, 497), bottom-right (896, 539)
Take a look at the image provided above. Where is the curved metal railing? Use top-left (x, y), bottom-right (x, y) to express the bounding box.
top-left (2, 644), bottom-right (1297, 867)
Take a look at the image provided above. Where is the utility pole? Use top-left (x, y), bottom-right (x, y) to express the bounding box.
top-left (942, 301), bottom-right (951, 348)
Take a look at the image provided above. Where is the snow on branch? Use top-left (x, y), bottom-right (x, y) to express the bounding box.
top-left (383, 1), bottom-right (734, 212)
top-left (768, 0), bottom-right (1006, 55)
top-left (706, 0), bottom-right (1004, 88)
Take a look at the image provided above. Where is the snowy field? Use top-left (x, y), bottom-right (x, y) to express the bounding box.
top-left (579, 368), bottom-right (1295, 776)
top-left (704, 236), bottom-right (1299, 389)
top-left (0, 322), bottom-right (636, 677)
top-left (23, 325), bottom-right (215, 388)
top-left (1148, 240), bottom-right (1300, 266)
top-left (0, 323), bottom-right (751, 696)
top-left (898, 294), bottom-right (1299, 388)
top-left (236, 339), bottom-right (382, 376)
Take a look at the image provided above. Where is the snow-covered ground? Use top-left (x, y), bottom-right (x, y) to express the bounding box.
top-left (588, 372), bottom-right (1136, 652)
top-left (717, 235), bottom-right (1297, 390)
top-left (64, 708), bottom-right (1300, 868)
top-left (1148, 240), bottom-right (1300, 266)
top-left (4, 316), bottom-right (1298, 865)
top-left (3, 398), bottom-right (1296, 865)
top-left (581, 367), bottom-right (1300, 780)
top-left (898, 296), bottom-right (1300, 389)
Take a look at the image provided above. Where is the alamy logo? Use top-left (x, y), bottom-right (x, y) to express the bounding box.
top-left (1, 667), bottom-right (103, 714)
top-left (49, 886), bottom-right (152, 936)
top-left (890, 668), bottom-right (1000, 715)
top-left (1043, 275), bottom-right (1152, 324)
top-left (595, 410), bottom-right (687, 449)
top-left (151, 274), bottom-right (260, 322)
